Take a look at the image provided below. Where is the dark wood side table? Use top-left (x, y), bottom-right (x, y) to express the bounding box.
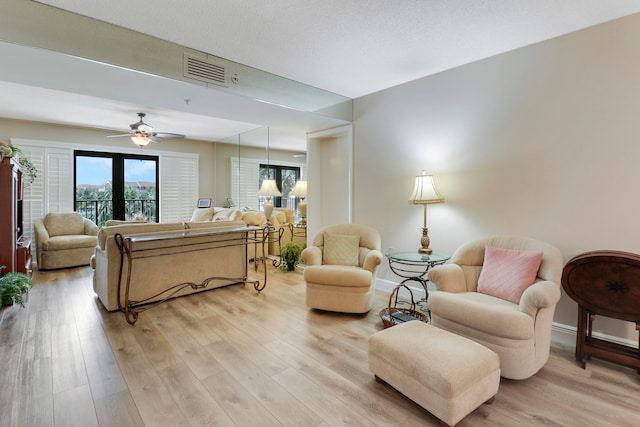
top-left (561, 250), bottom-right (640, 372)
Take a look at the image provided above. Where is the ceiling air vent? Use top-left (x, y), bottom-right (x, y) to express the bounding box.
top-left (183, 53), bottom-right (227, 87)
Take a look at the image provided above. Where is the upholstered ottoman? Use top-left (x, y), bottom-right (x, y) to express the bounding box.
top-left (368, 321), bottom-right (500, 427)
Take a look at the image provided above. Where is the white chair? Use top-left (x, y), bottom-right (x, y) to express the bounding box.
top-left (427, 235), bottom-right (563, 379)
top-left (301, 224), bottom-right (383, 313)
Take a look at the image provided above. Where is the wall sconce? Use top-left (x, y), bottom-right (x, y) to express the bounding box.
top-left (409, 170), bottom-right (444, 254)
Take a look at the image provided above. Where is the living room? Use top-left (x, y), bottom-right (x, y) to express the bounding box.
top-left (2, 1), bottom-right (640, 426)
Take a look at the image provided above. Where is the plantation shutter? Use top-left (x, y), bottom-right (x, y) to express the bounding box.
top-left (230, 156), bottom-right (260, 211)
top-left (160, 154), bottom-right (198, 222)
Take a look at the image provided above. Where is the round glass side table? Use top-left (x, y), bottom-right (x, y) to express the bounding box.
top-left (385, 251), bottom-right (450, 311)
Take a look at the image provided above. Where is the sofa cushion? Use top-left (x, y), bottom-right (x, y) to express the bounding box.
top-left (212, 208), bottom-right (243, 221)
top-left (323, 233), bottom-right (360, 266)
top-left (242, 211), bottom-right (266, 226)
top-left (44, 212), bottom-right (85, 236)
top-left (477, 245), bottom-right (543, 304)
top-left (191, 207), bottom-right (215, 222)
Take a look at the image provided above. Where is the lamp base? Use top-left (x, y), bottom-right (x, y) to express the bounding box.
top-left (419, 226), bottom-right (432, 254)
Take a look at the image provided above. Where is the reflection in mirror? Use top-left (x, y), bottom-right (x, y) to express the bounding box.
top-left (220, 126), bottom-right (307, 223)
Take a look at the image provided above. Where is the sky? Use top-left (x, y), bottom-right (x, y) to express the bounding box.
top-left (75, 156), bottom-right (156, 186)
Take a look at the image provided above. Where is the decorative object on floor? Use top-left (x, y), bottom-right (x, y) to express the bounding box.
top-left (379, 283), bottom-right (428, 328)
top-left (427, 235), bottom-right (563, 380)
top-left (257, 127), bottom-right (281, 223)
top-left (301, 223), bottom-right (383, 313)
top-left (0, 265), bottom-right (33, 308)
top-left (107, 112), bottom-right (186, 147)
top-left (279, 241), bottom-right (303, 271)
top-left (369, 321), bottom-right (500, 427)
top-left (291, 179), bottom-right (307, 225)
top-left (409, 170), bottom-right (444, 254)
top-left (561, 250), bottom-right (640, 371)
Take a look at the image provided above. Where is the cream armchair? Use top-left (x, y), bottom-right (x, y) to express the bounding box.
top-left (34, 212), bottom-right (99, 270)
top-left (301, 224), bottom-right (383, 313)
top-left (427, 235), bottom-right (563, 380)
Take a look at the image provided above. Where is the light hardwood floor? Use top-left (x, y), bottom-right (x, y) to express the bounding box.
top-left (1, 264), bottom-right (639, 427)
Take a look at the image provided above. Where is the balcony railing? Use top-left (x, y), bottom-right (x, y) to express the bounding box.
top-left (75, 199), bottom-right (157, 227)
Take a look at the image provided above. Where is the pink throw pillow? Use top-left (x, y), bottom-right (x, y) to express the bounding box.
top-left (477, 245), bottom-right (543, 304)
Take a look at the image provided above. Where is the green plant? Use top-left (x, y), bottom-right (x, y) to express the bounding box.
top-left (280, 241), bottom-right (303, 271)
top-left (0, 142), bottom-right (38, 185)
top-left (0, 266), bottom-right (33, 308)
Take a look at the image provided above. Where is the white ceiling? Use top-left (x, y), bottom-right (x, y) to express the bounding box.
top-left (4, 1), bottom-right (640, 149)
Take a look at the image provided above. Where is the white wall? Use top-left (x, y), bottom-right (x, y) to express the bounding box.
top-left (353, 14), bottom-right (640, 344)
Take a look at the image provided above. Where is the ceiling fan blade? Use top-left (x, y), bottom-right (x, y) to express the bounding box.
top-left (149, 135), bottom-right (162, 143)
top-left (106, 134), bottom-right (133, 138)
top-left (155, 132), bottom-right (185, 139)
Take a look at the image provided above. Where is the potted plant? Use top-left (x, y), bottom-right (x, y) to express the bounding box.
top-left (0, 266), bottom-right (33, 308)
top-left (280, 241), bottom-right (303, 271)
top-left (0, 141), bottom-right (38, 185)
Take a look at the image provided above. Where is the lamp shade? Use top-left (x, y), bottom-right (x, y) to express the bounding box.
top-left (291, 180), bottom-right (307, 198)
top-left (409, 171), bottom-right (444, 205)
top-left (257, 179), bottom-right (282, 197)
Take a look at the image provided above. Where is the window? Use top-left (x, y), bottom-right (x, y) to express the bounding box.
top-left (259, 164), bottom-right (300, 209)
top-left (74, 151), bottom-right (159, 226)
top-left (230, 157), bottom-right (305, 212)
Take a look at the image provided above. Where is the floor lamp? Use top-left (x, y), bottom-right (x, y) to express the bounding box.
top-left (409, 170), bottom-right (444, 254)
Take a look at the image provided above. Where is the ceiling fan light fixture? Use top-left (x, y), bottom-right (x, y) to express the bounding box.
top-left (131, 135), bottom-right (151, 147)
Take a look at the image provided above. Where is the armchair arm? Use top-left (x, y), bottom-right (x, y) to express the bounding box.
top-left (33, 219), bottom-right (49, 266)
top-left (519, 281), bottom-right (561, 317)
top-left (427, 264), bottom-right (467, 293)
top-left (301, 246), bottom-right (322, 266)
top-left (83, 218), bottom-right (99, 236)
top-left (362, 249), bottom-right (383, 272)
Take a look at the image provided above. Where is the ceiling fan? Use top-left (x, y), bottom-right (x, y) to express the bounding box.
top-left (107, 112), bottom-right (186, 147)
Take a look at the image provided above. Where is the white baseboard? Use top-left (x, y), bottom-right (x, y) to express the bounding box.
top-left (375, 279), bottom-right (636, 353)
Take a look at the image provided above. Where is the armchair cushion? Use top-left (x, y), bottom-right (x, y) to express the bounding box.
top-left (477, 245), bottom-right (543, 304)
top-left (323, 233), bottom-right (359, 266)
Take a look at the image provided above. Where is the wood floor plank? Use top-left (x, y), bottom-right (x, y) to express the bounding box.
top-left (94, 390), bottom-right (145, 427)
top-left (53, 384), bottom-right (99, 427)
top-left (272, 367), bottom-right (377, 427)
top-left (201, 368), bottom-right (282, 427)
top-left (205, 339), bottom-right (323, 427)
top-left (112, 343), bottom-right (189, 427)
top-left (50, 323), bottom-right (89, 394)
top-left (157, 362), bottom-right (236, 427)
top-left (78, 325), bottom-right (129, 400)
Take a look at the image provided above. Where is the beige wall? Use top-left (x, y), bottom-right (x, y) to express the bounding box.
top-left (353, 14), bottom-right (640, 343)
top-left (1, 117), bottom-right (219, 199)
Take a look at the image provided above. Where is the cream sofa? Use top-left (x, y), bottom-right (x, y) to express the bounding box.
top-left (92, 219), bottom-right (258, 311)
top-left (190, 207), bottom-right (268, 261)
top-left (34, 212), bottom-right (99, 270)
